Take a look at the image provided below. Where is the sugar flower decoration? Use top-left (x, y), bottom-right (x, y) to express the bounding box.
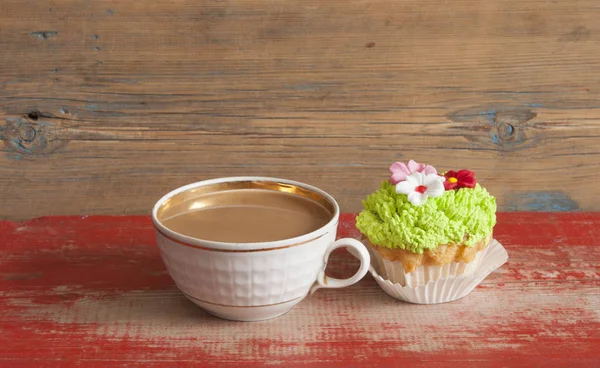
top-left (443, 170), bottom-right (476, 190)
top-left (395, 172), bottom-right (445, 206)
top-left (389, 160), bottom-right (437, 185)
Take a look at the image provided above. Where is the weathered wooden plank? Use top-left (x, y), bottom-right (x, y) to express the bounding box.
top-left (0, 213), bottom-right (598, 366)
top-left (2, 1), bottom-right (600, 219)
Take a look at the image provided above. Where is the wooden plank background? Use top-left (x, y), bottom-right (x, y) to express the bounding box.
top-left (1, 0), bottom-right (599, 219)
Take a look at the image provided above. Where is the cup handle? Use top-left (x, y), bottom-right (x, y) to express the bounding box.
top-left (310, 238), bottom-right (370, 294)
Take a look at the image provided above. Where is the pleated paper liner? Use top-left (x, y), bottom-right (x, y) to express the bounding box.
top-left (366, 239), bottom-right (508, 304)
top-left (368, 244), bottom-right (487, 287)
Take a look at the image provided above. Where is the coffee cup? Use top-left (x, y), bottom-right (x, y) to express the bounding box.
top-left (152, 177), bottom-right (370, 321)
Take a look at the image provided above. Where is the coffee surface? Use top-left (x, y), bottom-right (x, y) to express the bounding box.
top-left (161, 189), bottom-right (332, 242)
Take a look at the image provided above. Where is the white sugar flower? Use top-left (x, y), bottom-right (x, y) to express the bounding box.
top-left (395, 172), bottom-right (446, 206)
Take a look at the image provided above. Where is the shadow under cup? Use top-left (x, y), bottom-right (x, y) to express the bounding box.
top-left (152, 177), bottom-right (370, 322)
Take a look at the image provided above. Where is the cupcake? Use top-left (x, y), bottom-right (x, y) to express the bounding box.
top-left (356, 160), bottom-right (497, 290)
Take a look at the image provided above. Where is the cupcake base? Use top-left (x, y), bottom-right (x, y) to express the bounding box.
top-left (367, 239), bottom-right (508, 304)
top-left (368, 234), bottom-right (492, 280)
top-left (367, 236), bottom-right (490, 288)
top-left (370, 246), bottom-right (485, 288)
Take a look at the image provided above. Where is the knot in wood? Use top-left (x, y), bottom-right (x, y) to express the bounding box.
top-left (489, 109), bottom-right (536, 150)
top-left (446, 106), bottom-right (538, 152)
top-left (19, 124), bottom-right (37, 143)
top-left (2, 113), bottom-right (68, 156)
top-left (497, 121), bottom-right (516, 141)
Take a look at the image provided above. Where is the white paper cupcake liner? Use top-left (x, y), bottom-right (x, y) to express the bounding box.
top-left (367, 241), bottom-right (486, 287)
top-left (366, 239), bottom-right (508, 304)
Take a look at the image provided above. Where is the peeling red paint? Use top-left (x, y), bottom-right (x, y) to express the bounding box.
top-left (0, 214), bottom-right (598, 366)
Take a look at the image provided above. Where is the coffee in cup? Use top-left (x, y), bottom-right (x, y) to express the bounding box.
top-left (153, 177), bottom-right (370, 321)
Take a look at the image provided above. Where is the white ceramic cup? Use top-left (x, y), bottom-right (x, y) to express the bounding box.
top-left (152, 177), bottom-right (370, 321)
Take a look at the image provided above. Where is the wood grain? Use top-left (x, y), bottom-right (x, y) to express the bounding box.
top-left (2, 0), bottom-right (600, 219)
top-left (0, 213), bottom-right (598, 367)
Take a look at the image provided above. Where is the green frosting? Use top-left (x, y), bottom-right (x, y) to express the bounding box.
top-left (356, 180), bottom-right (496, 254)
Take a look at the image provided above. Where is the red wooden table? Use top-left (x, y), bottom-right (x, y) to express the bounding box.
top-left (0, 213), bottom-right (598, 367)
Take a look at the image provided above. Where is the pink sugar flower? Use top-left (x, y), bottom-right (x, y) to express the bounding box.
top-left (389, 160), bottom-right (438, 185)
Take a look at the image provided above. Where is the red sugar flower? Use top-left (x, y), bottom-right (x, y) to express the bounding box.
top-left (443, 170), bottom-right (476, 190)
